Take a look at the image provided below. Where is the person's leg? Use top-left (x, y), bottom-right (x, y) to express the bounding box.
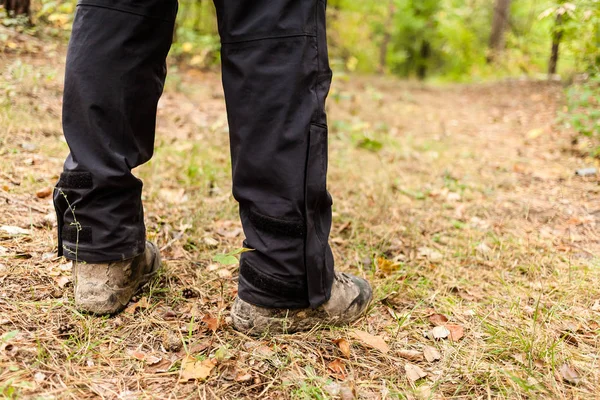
top-left (54, 0), bottom-right (177, 313)
top-left (214, 0), bottom-right (372, 333)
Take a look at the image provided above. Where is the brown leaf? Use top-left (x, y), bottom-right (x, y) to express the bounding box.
top-left (55, 276), bottom-right (71, 288)
top-left (202, 314), bottom-right (219, 332)
top-left (127, 349), bottom-right (147, 361)
top-left (559, 363), bottom-right (580, 385)
top-left (351, 330), bottom-right (389, 354)
top-left (179, 356), bottom-right (216, 382)
top-left (36, 187), bottom-right (52, 199)
top-left (405, 363), bottom-right (427, 382)
top-left (189, 342), bottom-right (210, 354)
top-left (124, 296), bottom-right (150, 315)
top-left (423, 346), bottom-right (441, 362)
top-left (327, 359), bottom-right (347, 380)
top-left (560, 331), bottom-right (578, 347)
top-left (334, 338), bottom-right (351, 358)
top-left (145, 358), bottom-right (172, 374)
top-left (146, 355), bottom-right (162, 365)
top-left (428, 313), bottom-right (448, 326)
top-left (446, 324), bottom-right (464, 341)
top-left (235, 372), bottom-right (253, 382)
top-left (398, 349), bottom-right (422, 361)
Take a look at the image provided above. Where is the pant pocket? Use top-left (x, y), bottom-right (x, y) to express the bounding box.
top-left (305, 123), bottom-right (331, 248)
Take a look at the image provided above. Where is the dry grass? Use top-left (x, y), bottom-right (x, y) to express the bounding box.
top-left (2, 33), bottom-right (600, 399)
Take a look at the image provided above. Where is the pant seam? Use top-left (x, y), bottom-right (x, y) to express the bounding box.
top-left (221, 33), bottom-right (316, 45)
top-left (77, 2), bottom-right (176, 22)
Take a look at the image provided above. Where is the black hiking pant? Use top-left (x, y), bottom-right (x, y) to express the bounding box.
top-left (54, 0), bottom-right (334, 309)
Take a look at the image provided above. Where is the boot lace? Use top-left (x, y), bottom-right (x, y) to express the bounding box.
top-left (334, 272), bottom-right (353, 286)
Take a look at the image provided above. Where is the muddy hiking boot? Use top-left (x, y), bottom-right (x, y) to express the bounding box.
top-left (73, 241), bottom-right (161, 315)
top-left (231, 272), bottom-right (373, 335)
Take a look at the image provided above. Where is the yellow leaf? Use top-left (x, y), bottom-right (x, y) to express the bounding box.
top-left (376, 257), bottom-right (400, 274)
top-left (181, 42), bottom-right (193, 53)
top-left (179, 357), bottom-right (216, 382)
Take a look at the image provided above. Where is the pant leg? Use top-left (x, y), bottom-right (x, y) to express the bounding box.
top-left (54, 0), bottom-right (177, 262)
top-left (214, 0), bottom-right (334, 308)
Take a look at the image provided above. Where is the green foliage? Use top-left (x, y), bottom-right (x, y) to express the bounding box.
top-left (212, 247), bottom-right (253, 265)
top-left (562, 76), bottom-right (600, 156)
top-left (19, 0), bottom-right (600, 79)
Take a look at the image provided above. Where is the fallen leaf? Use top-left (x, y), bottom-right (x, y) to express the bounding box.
top-left (416, 385), bottom-right (432, 400)
top-left (428, 313), bottom-right (448, 326)
top-left (476, 242), bottom-right (491, 254)
top-left (179, 356), bottom-right (216, 381)
top-left (405, 363), bottom-right (427, 382)
top-left (431, 325), bottom-right (450, 340)
top-left (202, 237), bottom-right (219, 248)
top-left (36, 187), bottom-right (52, 198)
top-left (334, 338), bottom-right (351, 358)
top-left (512, 353), bottom-right (526, 365)
top-left (159, 188), bottom-right (188, 204)
top-left (214, 346), bottom-right (230, 362)
top-left (188, 342), bottom-right (210, 354)
top-left (202, 314), bottom-right (219, 332)
top-left (33, 372), bottom-right (46, 382)
top-left (446, 192), bottom-right (461, 202)
top-left (417, 247), bottom-right (442, 262)
top-left (216, 227), bottom-right (243, 238)
top-left (351, 330), bottom-right (389, 354)
top-left (423, 346), bottom-right (441, 362)
top-left (253, 344), bottom-right (275, 358)
top-left (127, 349), bottom-right (147, 361)
top-left (55, 276), bottom-right (71, 288)
top-left (324, 382), bottom-right (355, 400)
top-left (327, 359), bottom-right (346, 380)
top-left (559, 363), bottom-right (580, 385)
top-left (146, 355), bottom-right (162, 365)
top-left (560, 331), bottom-right (579, 347)
top-left (216, 268), bottom-right (232, 279)
top-left (526, 128), bottom-right (544, 139)
top-left (145, 358), bottom-right (172, 374)
top-left (398, 349), bottom-right (422, 361)
top-left (0, 225), bottom-right (30, 236)
top-left (376, 257), bottom-right (400, 274)
top-left (124, 296), bottom-right (150, 315)
top-left (59, 261), bottom-right (72, 271)
top-left (446, 324), bottom-right (464, 341)
top-left (235, 372), bottom-right (253, 382)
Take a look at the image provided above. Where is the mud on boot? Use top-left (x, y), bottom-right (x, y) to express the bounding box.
top-left (231, 271), bottom-right (372, 335)
top-left (73, 241), bottom-right (161, 315)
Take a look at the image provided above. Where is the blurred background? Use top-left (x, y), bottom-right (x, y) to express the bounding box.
top-left (2, 0), bottom-right (599, 80)
top-left (1, 0), bottom-right (599, 151)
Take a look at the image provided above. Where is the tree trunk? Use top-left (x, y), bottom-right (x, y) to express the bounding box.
top-left (548, 13), bottom-right (563, 75)
top-left (487, 0), bottom-right (512, 62)
top-left (417, 40), bottom-right (430, 80)
top-left (2, 0), bottom-right (30, 18)
top-left (378, 1), bottom-right (396, 73)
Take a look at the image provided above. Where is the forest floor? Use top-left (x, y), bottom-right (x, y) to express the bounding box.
top-left (2, 30), bottom-right (600, 400)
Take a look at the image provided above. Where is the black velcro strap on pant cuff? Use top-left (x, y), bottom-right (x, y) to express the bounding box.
top-left (61, 225), bottom-right (93, 244)
top-left (57, 172), bottom-right (93, 189)
top-left (248, 209), bottom-right (305, 238)
top-left (240, 260), bottom-right (307, 299)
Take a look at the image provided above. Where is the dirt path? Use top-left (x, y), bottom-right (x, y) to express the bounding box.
top-left (1, 45), bottom-right (599, 399)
